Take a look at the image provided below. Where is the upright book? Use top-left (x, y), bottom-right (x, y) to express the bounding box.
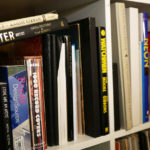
top-left (0, 82), bottom-right (13, 150)
top-left (42, 34), bottom-right (59, 146)
top-left (24, 56), bottom-right (47, 150)
top-left (126, 7), bottom-right (141, 126)
top-left (111, 2), bottom-right (132, 130)
top-left (96, 26), bottom-right (109, 135)
top-left (0, 65), bottom-right (31, 150)
top-left (139, 13), bottom-right (149, 123)
top-left (70, 18), bottom-right (101, 137)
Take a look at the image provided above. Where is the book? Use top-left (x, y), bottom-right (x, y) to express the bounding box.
top-left (113, 63), bottom-right (120, 131)
top-left (53, 23), bottom-right (84, 135)
top-left (24, 56), bottom-right (47, 150)
top-left (111, 2), bottom-right (132, 130)
top-left (138, 131), bottom-right (148, 150)
top-left (0, 12), bottom-right (58, 31)
top-left (139, 13), bottom-right (149, 123)
top-left (0, 18), bottom-right (68, 46)
top-left (0, 65), bottom-right (31, 150)
top-left (57, 42), bottom-right (68, 145)
top-left (70, 17), bottom-right (101, 137)
top-left (64, 36), bottom-right (74, 142)
top-left (126, 7), bottom-right (141, 126)
top-left (0, 82), bottom-right (13, 150)
top-left (148, 32), bottom-right (150, 120)
top-left (72, 44), bottom-right (78, 141)
top-left (96, 26), bottom-right (109, 135)
top-left (42, 34), bottom-right (59, 146)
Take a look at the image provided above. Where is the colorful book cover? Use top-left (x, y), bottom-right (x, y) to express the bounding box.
top-left (0, 65), bottom-right (31, 150)
top-left (0, 82), bottom-right (13, 150)
top-left (25, 56), bottom-right (47, 150)
top-left (141, 13), bottom-right (149, 123)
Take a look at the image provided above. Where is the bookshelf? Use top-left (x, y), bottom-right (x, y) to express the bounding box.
top-left (0, 0), bottom-right (150, 150)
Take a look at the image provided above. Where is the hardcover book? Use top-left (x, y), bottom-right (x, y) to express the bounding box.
top-left (0, 18), bottom-right (68, 46)
top-left (111, 2), bottom-right (132, 130)
top-left (0, 82), bottom-right (13, 150)
top-left (70, 18), bottom-right (101, 137)
top-left (139, 13), bottom-right (149, 123)
top-left (24, 56), bottom-right (47, 150)
top-left (96, 26), bottom-right (109, 135)
top-left (0, 65), bottom-right (31, 150)
top-left (42, 34), bottom-right (59, 146)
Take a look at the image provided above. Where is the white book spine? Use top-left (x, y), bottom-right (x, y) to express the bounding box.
top-left (72, 45), bottom-right (78, 141)
top-left (126, 7), bottom-right (141, 126)
top-left (57, 43), bottom-right (68, 145)
top-left (0, 12), bottom-right (58, 31)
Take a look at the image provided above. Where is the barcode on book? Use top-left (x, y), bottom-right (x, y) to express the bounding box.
top-left (14, 136), bottom-right (25, 150)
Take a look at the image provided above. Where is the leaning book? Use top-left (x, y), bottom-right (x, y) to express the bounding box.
top-left (0, 65), bottom-right (31, 150)
top-left (24, 56), bottom-right (47, 150)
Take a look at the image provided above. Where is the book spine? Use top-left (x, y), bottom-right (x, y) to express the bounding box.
top-left (0, 83), bottom-right (13, 150)
top-left (141, 13), bottom-right (149, 123)
top-left (96, 27), bottom-right (109, 135)
top-left (0, 66), bottom-right (32, 150)
top-left (64, 36), bottom-right (74, 141)
top-left (25, 57), bottom-right (47, 150)
top-left (0, 12), bottom-right (58, 31)
top-left (148, 32), bottom-right (150, 120)
top-left (0, 18), bottom-right (68, 46)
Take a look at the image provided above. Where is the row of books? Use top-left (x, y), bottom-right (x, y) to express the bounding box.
top-left (0, 10), bottom-right (110, 149)
top-left (115, 129), bottom-right (150, 150)
top-left (111, 2), bottom-right (150, 131)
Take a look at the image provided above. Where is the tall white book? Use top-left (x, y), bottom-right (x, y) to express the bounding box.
top-left (126, 7), bottom-right (142, 126)
top-left (57, 43), bottom-right (68, 145)
top-left (111, 2), bottom-right (132, 130)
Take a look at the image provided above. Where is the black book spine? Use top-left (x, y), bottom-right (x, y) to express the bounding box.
top-left (70, 18), bottom-right (101, 137)
top-left (0, 18), bottom-right (68, 46)
top-left (96, 27), bottom-right (109, 135)
top-left (42, 34), bottom-right (55, 146)
top-left (0, 82), bottom-right (13, 150)
top-left (113, 63), bottom-right (120, 131)
top-left (64, 35), bottom-right (74, 141)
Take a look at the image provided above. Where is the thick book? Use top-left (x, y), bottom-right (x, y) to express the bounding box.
top-left (0, 82), bottom-right (13, 150)
top-left (70, 18), bottom-right (101, 137)
top-left (0, 65), bottom-right (31, 150)
top-left (42, 34), bottom-right (59, 146)
top-left (111, 2), bottom-right (132, 130)
top-left (126, 7), bottom-right (141, 126)
top-left (96, 26), bottom-right (109, 135)
top-left (24, 56), bottom-right (47, 150)
top-left (113, 63), bottom-right (120, 131)
top-left (0, 18), bottom-right (68, 46)
top-left (0, 12), bottom-right (58, 31)
top-left (139, 13), bottom-right (149, 123)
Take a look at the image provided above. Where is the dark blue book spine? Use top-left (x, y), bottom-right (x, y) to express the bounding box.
top-left (141, 13), bottom-right (149, 123)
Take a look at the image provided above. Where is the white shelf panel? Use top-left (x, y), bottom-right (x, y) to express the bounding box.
top-left (114, 122), bottom-right (150, 139)
top-left (47, 134), bottom-right (111, 150)
top-left (123, 0), bottom-right (150, 4)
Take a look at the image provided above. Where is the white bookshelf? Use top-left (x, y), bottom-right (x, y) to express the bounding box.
top-left (48, 0), bottom-right (150, 149)
top-left (0, 0), bottom-right (150, 149)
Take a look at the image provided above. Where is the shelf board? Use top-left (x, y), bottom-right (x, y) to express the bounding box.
top-left (47, 134), bottom-right (111, 150)
top-left (114, 122), bottom-right (150, 139)
top-left (122, 0), bottom-right (150, 4)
